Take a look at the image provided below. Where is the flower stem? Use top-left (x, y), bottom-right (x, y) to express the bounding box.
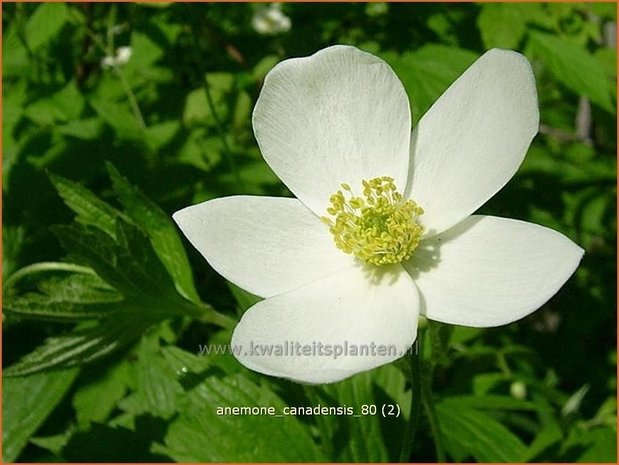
top-left (200, 73), bottom-right (241, 189)
top-left (176, 299), bottom-right (236, 329)
top-left (115, 66), bottom-right (147, 130)
top-left (422, 325), bottom-right (447, 463)
top-left (421, 377), bottom-right (445, 462)
top-left (188, 18), bottom-right (242, 189)
top-left (399, 338), bottom-right (422, 462)
top-left (303, 385), bottom-right (335, 459)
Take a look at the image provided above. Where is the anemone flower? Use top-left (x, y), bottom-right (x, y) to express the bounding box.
top-left (174, 46), bottom-right (583, 384)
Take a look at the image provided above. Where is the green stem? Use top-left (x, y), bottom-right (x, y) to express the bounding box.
top-left (399, 338), bottom-right (422, 462)
top-left (177, 299), bottom-right (236, 329)
top-left (421, 363), bottom-right (446, 462)
top-left (201, 73), bottom-right (241, 188)
top-left (188, 18), bottom-right (241, 189)
top-left (68, 8), bottom-right (145, 130)
top-left (4, 262), bottom-right (95, 291)
top-left (200, 307), bottom-right (236, 329)
top-left (115, 66), bottom-right (147, 130)
top-left (303, 385), bottom-right (334, 459)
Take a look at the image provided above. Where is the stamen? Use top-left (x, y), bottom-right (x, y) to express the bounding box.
top-left (321, 176), bottom-right (424, 266)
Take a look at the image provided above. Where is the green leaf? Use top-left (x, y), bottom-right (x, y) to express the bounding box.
top-left (145, 120), bottom-right (180, 151)
top-left (4, 272), bottom-right (122, 321)
top-left (183, 88), bottom-right (209, 126)
top-left (52, 221), bottom-right (179, 300)
top-left (384, 45), bottom-right (477, 124)
top-left (133, 333), bottom-right (184, 418)
top-left (106, 163), bottom-right (200, 302)
top-left (7, 183), bottom-right (204, 374)
top-left (72, 361), bottom-right (130, 427)
top-left (161, 345), bottom-right (211, 375)
top-left (228, 282), bottom-right (262, 312)
top-left (25, 3), bottom-right (69, 50)
top-left (90, 99), bottom-right (142, 140)
top-left (50, 174), bottom-right (125, 238)
top-left (525, 416), bottom-right (563, 461)
top-left (2, 25), bottom-right (29, 79)
top-left (30, 431), bottom-right (73, 455)
top-left (437, 397), bottom-right (528, 462)
top-left (4, 307), bottom-right (161, 376)
top-left (161, 374), bottom-right (325, 462)
top-left (319, 365), bottom-right (410, 462)
top-left (24, 81), bottom-right (85, 127)
top-left (3, 368), bottom-right (79, 462)
top-left (58, 118), bottom-right (104, 140)
top-left (576, 426), bottom-right (617, 462)
top-left (63, 420), bottom-right (169, 462)
top-left (444, 394), bottom-right (539, 412)
top-left (527, 31), bottom-right (614, 112)
top-left (182, 73), bottom-right (234, 127)
top-left (477, 3), bottom-right (531, 49)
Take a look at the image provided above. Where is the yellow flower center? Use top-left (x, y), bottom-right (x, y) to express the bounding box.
top-left (321, 176), bottom-right (424, 266)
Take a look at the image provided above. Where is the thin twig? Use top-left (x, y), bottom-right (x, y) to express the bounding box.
top-left (189, 18), bottom-right (242, 188)
top-left (399, 338), bottom-right (422, 462)
top-left (115, 66), bottom-right (147, 130)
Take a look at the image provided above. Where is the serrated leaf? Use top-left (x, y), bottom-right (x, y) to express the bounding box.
top-left (161, 374), bottom-right (324, 462)
top-left (3, 368), bottom-right (78, 462)
top-left (4, 272), bottom-right (122, 321)
top-left (527, 31), bottom-right (614, 112)
top-left (106, 163), bottom-right (199, 302)
top-left (25, 3), bottom-right (69, 50)
top-left (5, 294), bottom-right (117, 321)
top-left (4, 308), bottom-right (161, 376)
top-left (161, 345), bottom-right (211, 375)
top-left (134, 333), bottom-right (184, 418)
top-left (52, 221), bottom-right (178, 300)
top-left (50, 174), bottom-right (125, 238)
top-left (437, 397), bottom-right (527, 462)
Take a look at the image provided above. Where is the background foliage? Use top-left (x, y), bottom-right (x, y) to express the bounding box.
top-left (2, 2), bottom-right (617, 462)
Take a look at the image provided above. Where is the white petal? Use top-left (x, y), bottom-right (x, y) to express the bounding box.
top-left (173, 196), bottom-right (354, 298)
top-left (253, 45), bottom-right (412, 216)
top-left (407, 49), bottom-right (539, 236)
top-left (231, 265), bottom-right (419, 384)
top-left (405, 216), bottom-right (584, 327)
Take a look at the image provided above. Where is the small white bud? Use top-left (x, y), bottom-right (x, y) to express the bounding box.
top-left (252, 3), bottom-right (291, 35)
top-left (101, 46), bottom-right (133, 69)
top-left (510, 381), bottom-right (527, 400)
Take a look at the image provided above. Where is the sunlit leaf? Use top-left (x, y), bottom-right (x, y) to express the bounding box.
top-left (3, 368), bottom-right (78, 461)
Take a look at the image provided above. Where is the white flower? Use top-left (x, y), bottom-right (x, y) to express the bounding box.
top-left (252, 3), bottom-right (291, 35)
top-left (101, 46), bottom-right (132, 69)
top-left (173, 46), bottom-right (584, 384)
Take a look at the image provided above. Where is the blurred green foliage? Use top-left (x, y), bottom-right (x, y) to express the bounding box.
top-left (2, 2), bottom-right (616, 463)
